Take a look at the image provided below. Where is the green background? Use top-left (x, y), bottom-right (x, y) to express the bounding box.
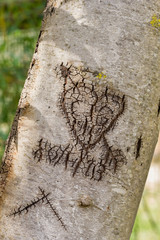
top-left (0, 1), bottom-right (159, 239)
top-left (0, 0), bottom-right (45, 157)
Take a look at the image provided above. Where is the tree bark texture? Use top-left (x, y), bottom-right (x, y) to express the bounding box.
top-left (0, 0), bottom-right (160, 239)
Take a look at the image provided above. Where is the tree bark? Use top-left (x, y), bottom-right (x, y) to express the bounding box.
top-left (0, 0), bottom-right (160, 239)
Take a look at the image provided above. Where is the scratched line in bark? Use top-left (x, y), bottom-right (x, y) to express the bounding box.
top-left (33, 63), bottom-right (126, 181)
top-left (9, 187), bottom-right (67, 231)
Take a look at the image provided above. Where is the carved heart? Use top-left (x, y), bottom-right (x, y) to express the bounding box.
top-left (61, 69), bottom-right (125, 148)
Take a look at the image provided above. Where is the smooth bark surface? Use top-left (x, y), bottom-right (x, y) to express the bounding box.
top-left (0, 0), bottom-right (160, 239)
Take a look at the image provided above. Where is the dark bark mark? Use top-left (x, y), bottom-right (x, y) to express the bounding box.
top-left (48, 7), bottom-right (55, 16)
top-left (157, 99), bottom-right (160, 116)
top-left (30, 58), bottom-right (36, 70)
top-left (34, 30), bottom-right (43, 54)
top-left (44, 1), bottom-right (55, 16)
top-left (44, 7), bottom-right (55, 16)
top-left (127, 147), bottom-right (130, 152)
top-left (136, 135), bottom-right (142, 159)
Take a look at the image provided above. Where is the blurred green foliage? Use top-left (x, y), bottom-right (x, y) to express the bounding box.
top-left (131, 189), bottom-right (160, 240)
top-left (0, 0), bottom-right (45, 161)
top-left (0, 0), bottom-right (44, 33)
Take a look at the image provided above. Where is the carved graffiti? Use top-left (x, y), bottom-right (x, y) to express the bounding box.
top-left (33, 64), bottom-right (126, 181)
top-left (9, 187), bottom-right (67, 230)
top-left (7, 64), bottom-right (126, 233)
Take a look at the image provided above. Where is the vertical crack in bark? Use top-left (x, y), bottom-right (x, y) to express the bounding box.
top-left (157, 99), bottom-right (160, 117)
top-left (34, 30), bottom-right (43, 54)
top-left (136, 135), bottom-right (142, 159)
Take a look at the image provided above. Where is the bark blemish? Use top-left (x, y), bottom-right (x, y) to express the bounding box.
top-left (30, 58), bottom-right (36, 70)
top-left (44, 5), bottom-right (55, 16)
top-left (135, 135), bottom-right (142, 159)
top-left (34, 30), bottom-right (43, 54)
top-left (77, 195), bottom-right (93, 208)
top-left (157, 99), bottom-right (160, 116)
top-left (127, 147), bottom-right (130, 152)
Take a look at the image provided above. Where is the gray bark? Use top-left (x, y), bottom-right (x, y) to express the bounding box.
top-left (0, 0), bottom-right (160, 239)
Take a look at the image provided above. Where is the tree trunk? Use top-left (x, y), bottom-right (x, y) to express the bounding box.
top-left (0, 1), bottom-right (160, 239)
